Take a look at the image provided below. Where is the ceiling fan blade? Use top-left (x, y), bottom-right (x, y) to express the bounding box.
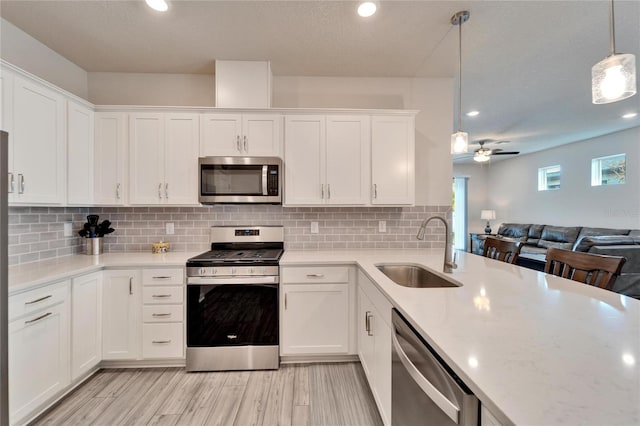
top-left (492, 151), bottom-right (520, 155)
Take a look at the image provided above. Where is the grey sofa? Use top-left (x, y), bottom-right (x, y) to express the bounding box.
top-left (474, 223), bottom-right (640, 299)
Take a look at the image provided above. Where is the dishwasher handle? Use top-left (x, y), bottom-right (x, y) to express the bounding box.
top-left (392, 331), bottom-right (461, 424)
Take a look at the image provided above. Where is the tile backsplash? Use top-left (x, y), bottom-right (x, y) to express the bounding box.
top-left (8, 205), bottom-right (451, 266)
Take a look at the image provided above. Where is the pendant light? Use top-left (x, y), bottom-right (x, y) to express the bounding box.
top-left (451, 11), bottom-right (470, 154)
top-left (592, 0), bottom-right (636, 104)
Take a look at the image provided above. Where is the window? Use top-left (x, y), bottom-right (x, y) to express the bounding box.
top-left (592, 154), bottom-right (626, 186)
top-left (538, 165), bottom-right (561, 191)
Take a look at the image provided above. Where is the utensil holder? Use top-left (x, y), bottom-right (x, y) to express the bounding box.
top-left (85, 237), bottom-right (103, 255)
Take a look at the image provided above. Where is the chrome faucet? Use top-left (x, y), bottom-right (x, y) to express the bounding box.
top-left (416, 216), bottom-right (457, 273)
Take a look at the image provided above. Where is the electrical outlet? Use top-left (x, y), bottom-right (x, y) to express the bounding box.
top-left (63, 222), bottom-right (73, 237)
top-left (311, 222), bottom-right (319, 234)
top-left (379, 220), bottom-right (387, 233)
top-left (166, 222), bottom-right (175, 235)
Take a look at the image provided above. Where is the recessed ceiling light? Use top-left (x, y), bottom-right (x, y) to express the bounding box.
top-left (357, 2), bottom-right (377, 17)
top-left (622, 112), bottom-right (637, 119)
top-left (466, 110), bottom-right (480, 117)
top-left (145, 0), bottom-right (168, 12)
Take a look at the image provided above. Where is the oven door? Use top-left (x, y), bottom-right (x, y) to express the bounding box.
top-left (186, 279), bottom-right (278, 348)
top-left (199, 157), bottom-right (281, 204)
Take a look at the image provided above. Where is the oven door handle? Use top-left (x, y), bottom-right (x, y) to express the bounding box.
top-left (187, 276), bottom-right (278, 285)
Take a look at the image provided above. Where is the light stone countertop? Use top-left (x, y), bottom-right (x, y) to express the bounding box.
top-left (7, 248), bottom-right (640, 425)
top-left (281, 249), bottom-right (640, 426)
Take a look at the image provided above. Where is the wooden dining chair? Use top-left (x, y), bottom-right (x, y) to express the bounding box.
top-left (482, 237), bottom-right (523, 264)
top-left (544, 247), bottom-right (626, 290)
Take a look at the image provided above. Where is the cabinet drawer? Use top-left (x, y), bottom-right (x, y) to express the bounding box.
top-left (142, 323), bottom-right (184, 359)
top-left (143, 305), bottom-right (183, 323)
top-left (282, 266), bottom-right (350, 284)
top-left (142, 268), bottom-right (184, 285)
top-left (142, 286), bottom-right (183, 304)
top-left (9, 280), bottom-right (69, 321)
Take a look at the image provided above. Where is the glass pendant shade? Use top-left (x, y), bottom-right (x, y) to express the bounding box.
top-left (473, 152), bottom-right (490, 162)
top-left (451, 131), bottom-right (469, 154)
top-left (592, 54), bottom-right (637, 104)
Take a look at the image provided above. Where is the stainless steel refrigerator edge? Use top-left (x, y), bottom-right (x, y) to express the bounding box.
top-left (1, 131), bottom-right (9, 426)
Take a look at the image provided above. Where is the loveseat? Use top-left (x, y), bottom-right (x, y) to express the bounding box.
top-left (474, 223), bottom-right (640, 299)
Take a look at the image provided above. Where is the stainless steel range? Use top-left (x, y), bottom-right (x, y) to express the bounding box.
top-left (186, 226), bottom-right (284, 372)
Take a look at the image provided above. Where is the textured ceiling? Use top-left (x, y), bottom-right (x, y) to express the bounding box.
top-left (1, 0), bottom-right (639, 161)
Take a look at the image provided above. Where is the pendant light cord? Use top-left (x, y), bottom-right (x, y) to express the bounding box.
top-left (457, 17), bottom-right (463, 132)
top-left (609, 0), bottom-right (616, 55)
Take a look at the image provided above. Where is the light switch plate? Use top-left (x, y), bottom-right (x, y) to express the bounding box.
top-left (379, 221), bottom-right (387, 233)
top-left (166, 223), bottom-right (175, 235)
top-left (63, 222), bottom-right (73, 237)
top-left (311, 222), bottom-right (319, 234)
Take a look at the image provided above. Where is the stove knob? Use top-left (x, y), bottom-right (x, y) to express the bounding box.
top-left (212, 267), bottom-right (217, 275)
top-left (249, 267), bottom-right (254, 274)
top-left (199, 267), bottom-right (206, 276)
top-left (231, 267), bottom-right (236, 274)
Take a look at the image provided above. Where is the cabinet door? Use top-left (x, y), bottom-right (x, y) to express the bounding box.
top-left (357, 287), bottom-right (375, 381)
top-left (164, 113), bottom-right (199, 205)
top-left (102, 270), bottom-right (141, 360)
top-left (284, 115), bottom-right (325, 205)
top-left (242, 114), bottom-right (282, 156)
top-left (12, 76), bottom-right (65, 204)
top-left (9, 300), bottom-right (70, 424)
top-left (281, 283), bottom-right (349, 355)
top-left (199, 113), bottom-right (242, 156)
top-left (67, 100), bottom-right (94, 205)
top-left (71, 272), bottom-right (102, 380)
top-left (1, 69), bottom-right (15, 201)
top-left (129, 113), bottom-right (164, 205)
top-left (371, 115), bottom-right (415, 205)
top-left (94, 112), bottom-right (127, 205)
top-left (326, 115), bottom-right (369, 205)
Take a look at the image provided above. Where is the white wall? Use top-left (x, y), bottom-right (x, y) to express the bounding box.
top-left (453, 163), bottom-right (489, 233)
top-left (88, 72), bottom-right (215, 106)
top-left (0, 18), bottom-right (88, 98)
top-left (487, 127), bottom-right (640, 229)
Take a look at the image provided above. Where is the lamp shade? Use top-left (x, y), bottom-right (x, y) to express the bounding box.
top-left (480, 210), bottom-right (496, 220)
top-left (592, 53), bottom-right (637, 104)
top-left (473, 152), bottom-right (490, 162)
top-left (451, 131), bottom-right (469, 154)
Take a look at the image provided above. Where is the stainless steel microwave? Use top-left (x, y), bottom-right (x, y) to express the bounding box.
top-left (198, 157), bottom-right (282, 204)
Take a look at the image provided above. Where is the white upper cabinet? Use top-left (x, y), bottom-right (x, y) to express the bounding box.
top-left (284, 114), bottom-right (369, 206)
top-left (200, 112), bottom-right (281, 157)
top-left (94, 112), bottom-right (127, 205)
top-left (11, 75), bottom-right (66, 204)
top-left (129, 112), bottom-right (199, 205)
top-left (67, 100), bottom-right (94, 205)
top-left (371, 115), bottom-right (415, 205)
top-left (284, 115), bottom-right (325, 205)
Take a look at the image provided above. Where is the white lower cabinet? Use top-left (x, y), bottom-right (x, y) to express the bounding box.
top-left (102, 270), bottom-right (141, 360)
top-left (142, 323), bottom-right (184, 359)
top-left (8, 280), bottom-right (70, 425)
top-left (71, 272), bottom-right (102, 380)
top-left (280, 266), bottom-right (354, 356)
top-left (357, 270), bottom-right (392, 426)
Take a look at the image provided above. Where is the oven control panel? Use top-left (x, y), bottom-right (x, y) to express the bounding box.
top-left (187, 266), bottom-right (279, 277)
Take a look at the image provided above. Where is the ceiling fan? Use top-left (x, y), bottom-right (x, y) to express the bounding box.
top-left (472, 140), bottom-right (520, 162)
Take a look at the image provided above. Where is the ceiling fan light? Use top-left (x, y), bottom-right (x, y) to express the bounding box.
top-left (357, 2), bottom-right (377, 17)
top-left (592, 54), bottom-right (637, 104)
top-left (451, 131), bottom-right (469, 154)
top-left (474, 152), bottom-right (490, 163)
top-left (145, 0), bottom-right (169, 12)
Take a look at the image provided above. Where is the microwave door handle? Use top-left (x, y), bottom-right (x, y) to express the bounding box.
top-left (391, 331), bottom-right (461, 424)
top-left (262, 165), bottom-right (268, 195)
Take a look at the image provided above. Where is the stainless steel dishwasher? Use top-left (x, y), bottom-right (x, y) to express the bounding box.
top-left (392, 309), bottom-right (479, 426)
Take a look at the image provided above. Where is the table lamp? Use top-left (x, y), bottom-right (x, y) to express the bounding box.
top-left (481, 210), bottom-right (496, 234)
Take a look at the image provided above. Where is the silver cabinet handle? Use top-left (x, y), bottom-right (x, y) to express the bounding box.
top-left (321, 184), bottom-right (325, 199)
top-left (236, 135), bottom-right (241, 152)
top-left (284, 293), bottom-right (287, 310)
top-left (164, 183), bottom-right (169, 199)
top-left (25, 295), bottom-right (52, 305)
top-left (129, 277), bottom-right (133, 295)
top-left (8, 172), bottom-right (14, 193)
top-left (116, 183), bottom-right (121, 200)
top-left (306, 274), bottom-right (324, 278)
top-left (152, 276), bottom-right (172, 280)
top-left (25, 312), bottom-right (52, 325)
top-left (366, 311), bottom-right (373, 336)
top-left (391, 332), bottom-right (460, 423)
top-left (18, 174), bottom-right (25, 194)
top-left (243, 135), bottom-right (248, 152)
top-left (328, 184), bottom-right (331, 199)
top-left (152, 294), bottom-right (171, 298)
top-left (158, 183), bottom-right (163, 199)
top-left (152, 340), bottom-right (172, 344)
top-left (152, 313), bottom-right (171, 317)
top-left (373, 184), bottom-right (378, 199)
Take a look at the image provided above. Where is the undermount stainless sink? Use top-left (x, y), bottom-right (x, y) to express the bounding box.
top-left (376, 264), bottom-right (462, 288)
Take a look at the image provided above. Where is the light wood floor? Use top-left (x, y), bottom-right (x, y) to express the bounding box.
top-left (32, 363), bottom-right (383, 426)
